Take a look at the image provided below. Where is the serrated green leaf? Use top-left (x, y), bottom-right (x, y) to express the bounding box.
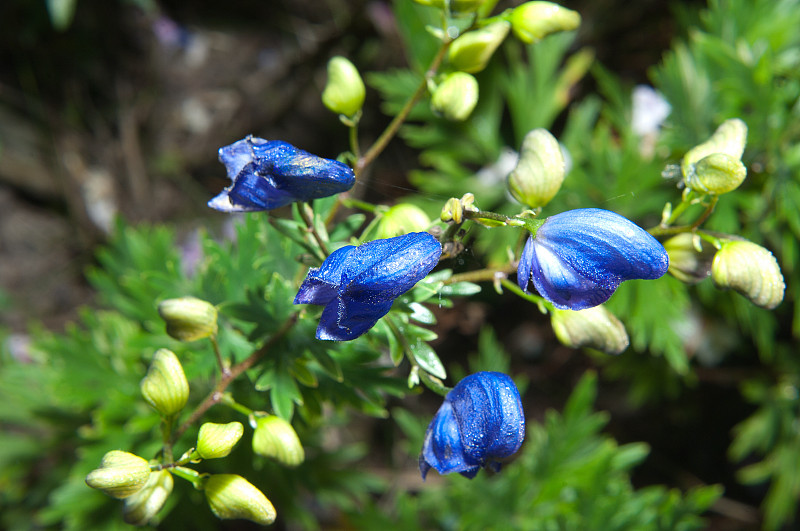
top-left (409, 339), bottom-right (446, 379)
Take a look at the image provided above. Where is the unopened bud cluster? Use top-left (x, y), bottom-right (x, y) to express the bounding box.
top-left (682, 119), bottom-right (748, 195)
top-left (508, 128), bottom-right (565, 208)
top-left (550, 305), bottom-right (629, 355)
top-left (85, 450), bottom-right (151, 499)
top-left (158, 296), bottom-right (218, 342)
top-left (141, 348), bottom-right (189, 417)
top-left (196, 422), bottom-right (244, 460)
top-left (712, 239), bottom-right (785, 309)
top-left (204, 474), bottom-right (277, 526)
top-left (252, 415), bottom-right (305, 467)
top-left (322, 56), bottom-right (365, 118)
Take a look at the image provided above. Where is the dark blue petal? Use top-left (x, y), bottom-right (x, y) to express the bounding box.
top-left (518, 209), bottom-right (668, 310)
top-left (419, 371), bottom-right (525, 480)
top-left (209, 136), bottom-right (355, 212)
top-left (294, 232), bottom-right (442, 341)
top-left (294, 246), bottom-right (357, 306)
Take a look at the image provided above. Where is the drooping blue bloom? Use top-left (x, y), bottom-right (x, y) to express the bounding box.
top-left (517, 208), bottom-right (669, 310)
top-left (208, 136), bottom-right (355, 212)
top-left (420, 371), bottom-right (525, 480)
top-left (294, 232), bottom-right (442, 341)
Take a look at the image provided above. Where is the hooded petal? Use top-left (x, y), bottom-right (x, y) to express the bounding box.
top-left (294, 245), bottom-right (357, 306)
top-left (518, 209), bottom-right (668, 310)
top-left (419, 372), bottom-right (525, 480)
top-left (209, 136), bottom-right (355, 212)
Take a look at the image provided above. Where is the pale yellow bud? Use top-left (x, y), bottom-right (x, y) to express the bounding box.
top-left (196, 422), bottom-right (244, 460)
top-left (682, 118), bottom-right (747, 179)
top-left (685, 153), bottom-right (747, 195)
top-left (158, 296), bottom-right (218, 342)
top-left (712, 240), bottom-right (785, 309)
top-left (321, 56), bottom-right (366, 117)
top-left (252, 416), bottom-right (305, 467)
top-left (430, 72), bottom-right (479, 121)
top-left (551, 305), bottom-right (629, 355)
top-left (204, 474), bottom-right (276, 525)
top-left (510, 2), bottom-right (581, 44)
top-left (507, 128), bottom-right (565, 208)
top-left (663, 233), bottom-right (715, 284)
top-left (448, 21), bottom-right (510, 73)
top-left (85, 450), bottom-right (151, 499)
top-left (375, 204), bottom-right (432, 239)
top-left (141, 348), bottom-right (189, 417)
top-left (123, 469), bottom-right (173, 526)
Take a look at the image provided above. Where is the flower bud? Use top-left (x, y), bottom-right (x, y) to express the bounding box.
top-left (252, 416), bottom-right (305, 467)
top-left (141, 349), bottom-right (189, 418)
top-left (204, 474), bottom-right (276, 525)
top-left (682, 118), bottom-right (747, 178)
top-left (158, 296), bottom-right (218, 342)
top-left (507, 128), bottom-right (565, 208)
top-left (123, 469), bottom-right (173, 526)
top-left (448, 21), bottom-right (510, 73)
top-left (430, 72), bottom-right (479, 121)
top-left (321, 56), bottom-right (366, 117)
top-left (510, 2), bottom-right (581, 44)
top-left (412, 0), bottom-right (488, 14)
top-left (663, 233), bottom-right (715, 284)
top-left (375, 204), bottom-right (432, 239)
top-left (712, 240), bottom-right (785, 309)
top-left (85, 450), bottom-right (151, 499)
top-left (196, 422), bottom-right (244, 460)
top-left (684, 152), bottom-right (746, 195)
top-left (550, 305), bottom-right (629, 355)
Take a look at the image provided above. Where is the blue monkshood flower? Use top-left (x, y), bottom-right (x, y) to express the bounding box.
top-left (294, 232), bottom-right (442, 341)
top-left (420, 371), bottom-right (525, 480)
top-left (517, 208), bottom-right (669, 310)
top-left (208, 136), bottom-right (355, 212)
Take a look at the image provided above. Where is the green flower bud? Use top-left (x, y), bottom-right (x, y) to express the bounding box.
top-left (252, 416), bottom-right (305, 467)
top-left (204, 474), bottom-right (276, 526)
top-left (663, 233), bottom-right (715, 284)
top-left (375, 204), bottom-right (432, 239)
top-left (322, 56), bottom-right (366, 118)
top-left (448, 21), bottom-right (510, 73)
top-left (123, 469), bottom-right (173, 526)
top-left (430, 72), bottom-right (479, 121)
top-left (158, 296), bottom-right (218, 342)
top-left (507, 128), bottom-right (565, 208)
top-left (551, 305), bottom-right (629, 355)
top-left (510, 2), bottom-right (581, 44)
top-left (85, 450), bottom-right (151, 499)
top-left (141, 348), bottom-right (189, 417)
top-left (196, 422), bottom-right (244, 459)
top-left (682, 118), bottom-right (747, 177)
top-left (684, 152), bottom-right (747, 195)
top-left (412, 0), bottom-right (488, 14)
top-left (712, 240), bottom-right (785, 309)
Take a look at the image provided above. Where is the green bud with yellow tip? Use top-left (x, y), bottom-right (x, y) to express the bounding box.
top-left (123, 469), bottom-right (173, 526)
top-left (508, 128), bottom-right (565, 208)
top-left (448, 20), bottom-right (510, 73)
top-left (141, 348), bottom-right (189, 417)
top-left (158, 296), bottom-right (218, 342)
top-left (322, 56), bottom-right (366, 118)
top-left (85, 450), bottom-right (151, 499)
top-left (712, 240), bottom-right (785, 310)
top-left (196, 422), bottom-right (244, 460)
top-left (430, 72), bottom-right (479, 121)
top-left (375, 204), bottom-right (431, 239)
top-left (682, 118), bottom-right (747, 180)
top-left (550, 305), bottom-right (629, 355)
top-left (204, 474), bottom-right (276, 525)
top-left (510, 2), bottom-right (581, 44)
top-left (663, 233), bottom-right (715, 284)
top-left (252, 415), bottom-right (305, 467)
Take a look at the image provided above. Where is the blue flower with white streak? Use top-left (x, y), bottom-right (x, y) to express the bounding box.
top-left (420, 371), bottom-right (525, 480)
top-left (208, 136), bottom-right (355, 212)
top-left (517, 208), bottom-right (669, 310)
top-left (294, 232), bottom-right (442, 341)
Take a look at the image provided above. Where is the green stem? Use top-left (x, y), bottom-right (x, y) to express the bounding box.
top-left (170, 466), bottom-right (205, 489)
top-left (298, 202), bottom-right (329, 258)
top-left (161, 414), bottom-right (175, 463)
top-left (170, 312), bottom-right (299, 445)
top-left (219, 393), bottom-right (255, 418)
top-left (500, 278), bottom-right (552, 312)
top-left (209, 335), bottom-right (228, 378)
top-left (355, 40), bottom-right (452, 178)
top-left (443, 264), bottom-right (516, 285)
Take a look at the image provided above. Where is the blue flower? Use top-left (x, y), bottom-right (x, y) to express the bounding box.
top-left (208, 136), bottom-right (355, 212)
top-left (420, 371), bottom-right (525, 480)
top-left (517, 208), bottom-right (669, 310)
top-left (294, 232), bottom-right (442, 341)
